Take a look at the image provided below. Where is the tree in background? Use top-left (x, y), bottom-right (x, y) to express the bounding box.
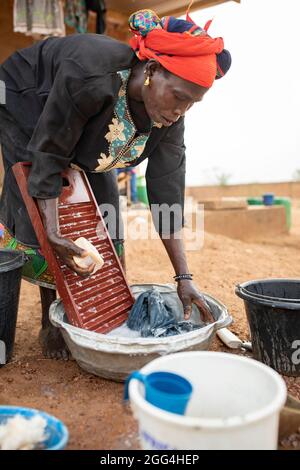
top-left (293, 169), bottom-right (300, 182)
top-left (213, 167), bottom-right (232, 187)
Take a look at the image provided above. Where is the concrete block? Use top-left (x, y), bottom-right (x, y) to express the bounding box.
top-left (198, 197), bottom-right (248, 210)
top-left (204, 206), bottom-right (288, 240)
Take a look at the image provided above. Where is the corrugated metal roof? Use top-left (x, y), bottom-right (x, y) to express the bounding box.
top-left (106, 0), bottom-right (240, 17)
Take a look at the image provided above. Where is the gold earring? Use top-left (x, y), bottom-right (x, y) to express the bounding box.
top-left (144, 76), bottom-right (150, 87)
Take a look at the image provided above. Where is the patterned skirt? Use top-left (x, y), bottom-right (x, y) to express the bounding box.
top-left (0, 224), bottom-right (56, 289)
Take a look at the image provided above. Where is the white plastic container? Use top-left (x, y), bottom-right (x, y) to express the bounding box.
top-left (129, 351), bottom-right (287, 450)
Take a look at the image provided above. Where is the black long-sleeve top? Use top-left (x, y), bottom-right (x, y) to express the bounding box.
top-left (0, 34), bottom-right (186, 234)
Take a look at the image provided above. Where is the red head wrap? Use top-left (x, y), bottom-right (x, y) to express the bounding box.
top-left (129, 9), bottom-right (226, 88)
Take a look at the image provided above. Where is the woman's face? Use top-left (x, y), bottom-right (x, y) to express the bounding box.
top-left (142, 61), bottom-right (209, 127)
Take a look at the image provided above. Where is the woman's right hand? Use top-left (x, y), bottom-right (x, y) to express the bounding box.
top-left (47, 232), bottom-right (95, 276)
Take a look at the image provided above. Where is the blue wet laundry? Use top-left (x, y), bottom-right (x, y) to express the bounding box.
top-left (127, 287), bottom-right (201, 338)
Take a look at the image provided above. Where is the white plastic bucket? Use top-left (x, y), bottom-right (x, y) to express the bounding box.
top-left (129, 351), bottom-right (287, 450)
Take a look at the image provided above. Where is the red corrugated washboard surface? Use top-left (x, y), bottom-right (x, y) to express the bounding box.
top-left (13, 163), bottom-right (134, 333)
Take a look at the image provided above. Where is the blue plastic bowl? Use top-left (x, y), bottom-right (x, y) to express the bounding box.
top-left (0, 406), bottom-right (69, 450)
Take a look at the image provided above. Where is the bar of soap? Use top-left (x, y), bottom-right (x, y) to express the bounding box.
top-left (73, 237), bottom-right (104, 274)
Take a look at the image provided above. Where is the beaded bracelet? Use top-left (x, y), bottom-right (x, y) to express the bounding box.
top-left (173, 273), bottom-right (193, 282)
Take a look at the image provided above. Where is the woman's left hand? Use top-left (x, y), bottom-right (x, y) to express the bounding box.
top-left (177, 279), bottom-right (214, 324)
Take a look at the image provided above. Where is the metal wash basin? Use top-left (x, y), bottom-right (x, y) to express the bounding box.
top-left (50, 284), bottom-right (232, 381)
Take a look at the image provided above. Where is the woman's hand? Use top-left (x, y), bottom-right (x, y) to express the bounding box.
top-left (177, 279), bottom-right (214, 324)
top-left (47, 232), bottom-right (95, 276)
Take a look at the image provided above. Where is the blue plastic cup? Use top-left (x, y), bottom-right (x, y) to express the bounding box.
top-left (263, 193), bottom-right (275, 206)
top-left (124, 370), bottom-right (192, 415)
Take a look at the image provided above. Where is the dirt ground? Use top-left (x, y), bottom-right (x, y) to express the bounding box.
top-left (1, 203), bottom-right (300, 450)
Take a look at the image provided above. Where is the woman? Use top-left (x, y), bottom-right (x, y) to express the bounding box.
top-left (0, 9), bottom-right (231, 359)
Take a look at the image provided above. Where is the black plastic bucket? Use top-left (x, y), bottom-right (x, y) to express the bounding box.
top-left (0, 249), bottom-right (28, 364)
top-left (236, 279), bottom-right (300, 376)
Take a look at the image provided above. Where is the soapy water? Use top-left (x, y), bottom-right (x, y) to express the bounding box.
top-left (106, 318), bottom-right (203, 340)
top-left (106, 322), bottom-right (141, 339)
